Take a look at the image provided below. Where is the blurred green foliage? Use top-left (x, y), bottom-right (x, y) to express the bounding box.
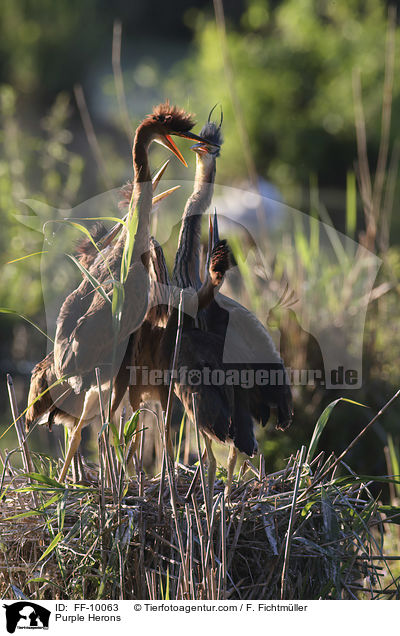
top-left (0, 86), bottom-right (84, 315)
top-left (169, 0), bottom-right (397, 206)
top-left (0, 0), bottom-right (104, 97)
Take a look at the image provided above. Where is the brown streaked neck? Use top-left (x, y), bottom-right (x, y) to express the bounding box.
top-left (132, 124), bottom-right (154, 185)
top-left (172, 154), bottom-right (216, 291)
top-left (128, 123), bottom-right (155, 261)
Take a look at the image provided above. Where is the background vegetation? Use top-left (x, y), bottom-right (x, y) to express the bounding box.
top-left (1, 0), bottom-right (400, 502)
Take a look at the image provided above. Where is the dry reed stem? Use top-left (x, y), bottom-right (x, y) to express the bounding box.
top-left (112, 20), bottom-right (134, 143)
top-left (73, 85), bottom-right (113, 191)
top-left (1, 456), bottom-right (398, 600)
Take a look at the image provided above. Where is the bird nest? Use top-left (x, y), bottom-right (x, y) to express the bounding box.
top-left (0, 451), bottom-right (397, 600)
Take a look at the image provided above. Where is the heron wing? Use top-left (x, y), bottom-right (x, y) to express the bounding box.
top-left (213, 293), bottom-right (282, 365)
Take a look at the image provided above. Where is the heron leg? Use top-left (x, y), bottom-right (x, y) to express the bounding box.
top-left (202, 433), bottom-right (216, 510)
top-left (225, 446), bottom-right (238, 503)
top-left (67, 437), bottom-right (88, 482)
top-left (59, 421), bottom-right (83, 482)
top-left (58, 394), bottom-right (91, 482)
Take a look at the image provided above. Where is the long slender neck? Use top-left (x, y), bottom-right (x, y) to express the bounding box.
top-left (172, 155), bottom-right (216, 290)
top-left (129, 125), bottom-right (154, 262)
top-left (133, 126), bottom-right (153, 184)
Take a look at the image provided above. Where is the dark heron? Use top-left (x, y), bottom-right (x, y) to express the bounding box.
top-left (109, 233), bottom-right (232, 468)
top-left (172, 108), bottom-right (293, 501)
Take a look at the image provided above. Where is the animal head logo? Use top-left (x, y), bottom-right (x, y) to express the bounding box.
top-left (3, 602), bottom-right (50, 634)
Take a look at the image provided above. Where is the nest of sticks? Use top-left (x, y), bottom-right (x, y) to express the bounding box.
top-left (1, 447), bottom-right (397, 601)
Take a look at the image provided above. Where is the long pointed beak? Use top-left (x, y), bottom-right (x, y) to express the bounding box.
top-left (155, 135), bottom-right (188, 167)
top-left (152, 185), bottom-right (181, 205)
top-left (174, 130), bottom-right (220, 148)
top-left (97, 222), bottom-right (125, 250)
top-left (190, 142), bottom-right (209, 155)
top-left (212, 207), bottom-right (220, 246)
top-left (152, 159), bottom-right (170, 192)
top-left (205, 214), bottom-right (213, 275)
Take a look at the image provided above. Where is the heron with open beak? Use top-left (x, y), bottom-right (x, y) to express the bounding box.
top-left (37, 102), bottom-right (219, 482)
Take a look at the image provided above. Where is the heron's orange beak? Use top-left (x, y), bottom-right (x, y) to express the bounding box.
top-left (156, 131), bottom-right (220, 166)
top-left (190, 142), bottom-right (209, 155)
top-left (151, 159), bottom-right (170, 191)
top-left (174, 130), bottom-right (220, 147)
top-left (156, 135), bottom-right (188, 167)
top-left (152, 185), bottom-right (181, 205)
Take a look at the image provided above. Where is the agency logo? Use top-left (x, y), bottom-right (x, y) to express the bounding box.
top-left (3, 602), bottom-right (50, 634)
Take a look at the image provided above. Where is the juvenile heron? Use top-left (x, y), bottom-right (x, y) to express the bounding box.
top-left (54, 103), bottom-right (214, 392)
top-left (28, 103), bottom-right (218, 482)
top-left (25, 163), bottom-right (176, 438)
top-left (206, 209), bottom-right (293, 496)
top-left (172, 111), bottom-right (293, 501)
top-left (109, 233), bottom-right (233, 465)
top-left (26, 202), bottom-right (170, 482)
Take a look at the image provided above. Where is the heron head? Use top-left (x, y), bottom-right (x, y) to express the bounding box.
top-left (144, 101), bottom-right (220, 167)
top-left (191, 105), bottom-right (223, 160)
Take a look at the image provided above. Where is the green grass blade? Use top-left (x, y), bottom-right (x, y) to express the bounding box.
top-left (124, 410), bottom-right (140, 444)
top-left (64, 221), bottom-right (116, 280)
top-left (111, 281), bottom-right (125, 330)
top-left (294, 215), bottom-right (311, 269)
top-left (25, 473), bottom-right (65, 488)
top-left (159, 570), bottom-right (164, 599)
top-left (57, 492), bottom-right (67, 531)
top-left (68, 216), bottom-right (128, 229)
top-left (0, 308), bottom-right (53, 343)
top-left (346, 171), bottom-right (357, 238)
top-left (175, 413), bottom-right (186, 463)
top-left (4, 509), bottom-right (47, 521)
top-left (38, 531), bottom-right (63, 562)
top-left (120, 204), bottom-right (138, 284)
top-left (378, 505), bottom-right (400, 524)
top-left (67, 254), bottom-right (111, 304)
top-left (6, 251), bottom-right (48, 265)
top-left (165, 567), bottom-right (170, 600)
top-left (331, 474), bottom-right (400, 486)
top-left (307, 397), bottom-right (367, 463)
top-left (109, 418), bottom-right (124, 464)
top-left (387, 433), bottom-right (400, 497)
top-left (318, 203), bottom-right (349, 265)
